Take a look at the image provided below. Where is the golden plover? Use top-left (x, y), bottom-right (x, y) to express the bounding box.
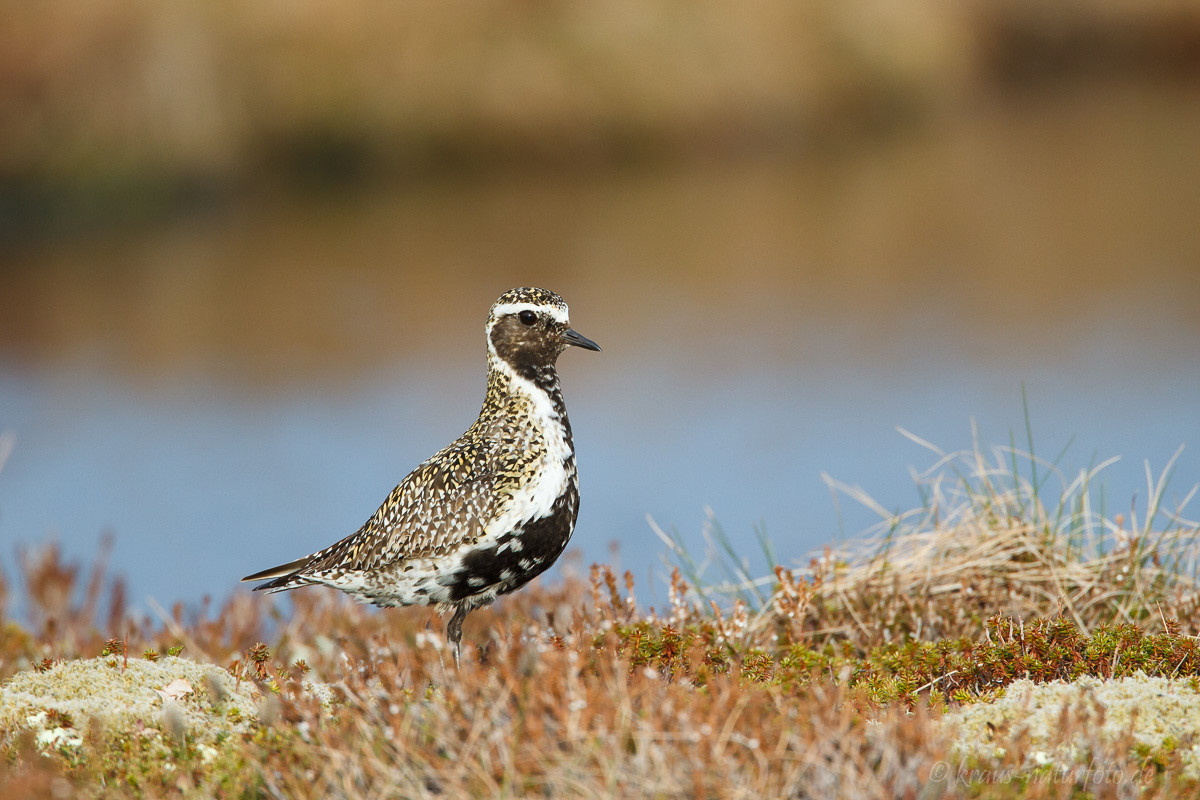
top-left (241, 287), bottom-right (600, 665)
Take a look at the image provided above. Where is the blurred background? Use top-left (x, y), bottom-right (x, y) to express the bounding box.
top-left (1, 0), bottom-right (1199, 616)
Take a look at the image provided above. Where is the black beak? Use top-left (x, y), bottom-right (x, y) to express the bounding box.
top-left (562, 328), bottom-right (601, 352)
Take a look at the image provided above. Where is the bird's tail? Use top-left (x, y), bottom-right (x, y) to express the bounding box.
top-left (241, 554), bottom-right (320, 592)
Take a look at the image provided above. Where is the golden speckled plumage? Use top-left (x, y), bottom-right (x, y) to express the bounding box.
top-left (241, 287), bottom-right (600, 665)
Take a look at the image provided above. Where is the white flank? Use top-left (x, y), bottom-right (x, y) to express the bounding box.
top-left (483, 359), bottom-right (574, 540)
top-left (329, 356), bottom-right (575, 608)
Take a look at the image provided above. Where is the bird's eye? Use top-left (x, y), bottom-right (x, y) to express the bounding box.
top-left (518, 310), bottom-right (538, 326)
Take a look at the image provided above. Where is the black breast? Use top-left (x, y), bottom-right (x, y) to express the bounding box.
top-left (448, 482), bottom-right (579, 602)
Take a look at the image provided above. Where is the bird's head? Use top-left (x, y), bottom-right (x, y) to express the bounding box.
top-left (486, 287), bottom-right (601, 379)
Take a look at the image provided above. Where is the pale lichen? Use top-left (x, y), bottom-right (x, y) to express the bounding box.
top-left (0, 656), bottom-right (259, 752)
top-left (942, 673), bottom-right (1200, 773)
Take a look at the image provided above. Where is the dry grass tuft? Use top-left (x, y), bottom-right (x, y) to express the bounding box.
top-left (661, 429), bottom-right (1200, 653)
top-left (804, 432), bottom-right (1198, 646)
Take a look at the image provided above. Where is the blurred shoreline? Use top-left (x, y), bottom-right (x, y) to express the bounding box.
top-left (3, 75), bottom-right (1199, 385)
top-left (3, 0), bottom-right (1200, 240)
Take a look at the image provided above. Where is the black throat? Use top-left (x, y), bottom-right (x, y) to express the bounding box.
top-left (489, 327), bottom-right (563, 394)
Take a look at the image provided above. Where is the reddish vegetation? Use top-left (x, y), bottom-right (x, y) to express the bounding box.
top-left (3, 440), bottom-right (1197, 796)
top-left (3, 536), bottom-right (1200, 798)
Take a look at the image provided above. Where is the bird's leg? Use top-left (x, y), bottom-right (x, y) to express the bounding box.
top-left (446, 605), bottom-right (468, 668)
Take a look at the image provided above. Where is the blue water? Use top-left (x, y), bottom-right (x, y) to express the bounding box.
top-left (4, 97), bottom-right (1200, 616)
top-left (2, 311), bottom-right (1196, 616)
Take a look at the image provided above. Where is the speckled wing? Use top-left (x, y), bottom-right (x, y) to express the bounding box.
top-left (244, 441), bottom-right (498, 590)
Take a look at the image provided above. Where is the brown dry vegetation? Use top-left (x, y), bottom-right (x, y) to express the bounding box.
top-left (2, 439), bottom-right (1199, 798)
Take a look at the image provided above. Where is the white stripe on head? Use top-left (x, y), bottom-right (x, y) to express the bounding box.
top-left (489, 302), bottom-right (570, 326)
top-left (486, 303), bottom-right (568, 360)
top-left (485, 288), bottom-right (571, 360)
